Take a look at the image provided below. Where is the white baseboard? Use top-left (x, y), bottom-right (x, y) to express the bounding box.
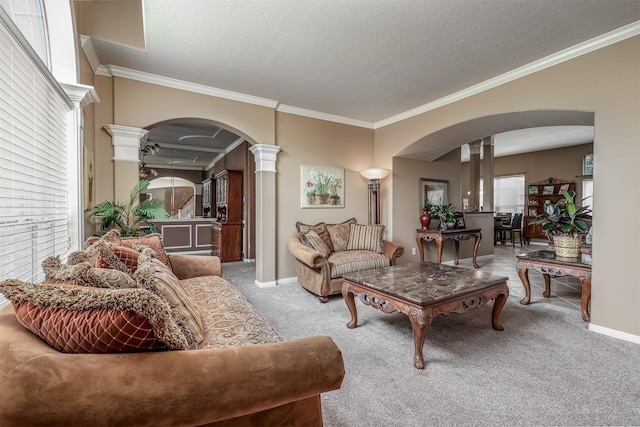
top-left (588, 323), bottom-right (640, 345)
top-left (254, 279), bottom-right (277, 288)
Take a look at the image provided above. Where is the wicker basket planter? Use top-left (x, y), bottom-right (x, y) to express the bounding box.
top-left (553, 235), bottom-right (582, 258)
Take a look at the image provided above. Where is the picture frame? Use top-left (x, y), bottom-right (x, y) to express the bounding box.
top-left (528, 185), bottom-right (539, 194)
top-left (528, 208), bottom-right (538, 216)
top-left (420, 178), bottom-right (449, 209)
top-left (558, 183), bottom-right (570, 193)
top-left (301, 165), bottom-right (344, 208)
top-left (454, 212), bottom-right (466, 229)
top-left (542, 185), bottom-right (554, 195)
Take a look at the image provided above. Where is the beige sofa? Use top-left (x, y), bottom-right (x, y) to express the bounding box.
top-left (0, 232), bottom-right (345, 426)
top-left (288, 218), bottom-right (404, 302)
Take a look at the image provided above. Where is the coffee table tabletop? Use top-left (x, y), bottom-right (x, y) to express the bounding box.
top-left (342, 262), bottom-right (509, 369)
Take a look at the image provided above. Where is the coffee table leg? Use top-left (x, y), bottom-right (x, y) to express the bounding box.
top-left (517, 266), bottom-right (532, 305)
top-left (542, 274), bottom-right (551, 298)
top-left (491, 287), bottom-right (509, 331)
top-left (342, 285), bottom-right (358, 329)
top-left (409, 310), bottom-right (433, 369)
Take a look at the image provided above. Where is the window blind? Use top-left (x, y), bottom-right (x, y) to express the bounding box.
top-left (0, 12), bottom-right (70, 292)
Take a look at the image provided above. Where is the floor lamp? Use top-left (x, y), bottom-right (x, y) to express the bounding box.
top-left (360, 168), bottom-right (390, 225)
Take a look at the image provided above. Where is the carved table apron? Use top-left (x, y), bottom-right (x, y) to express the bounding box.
top-left (416, 228), bottom-right (482, 268)
top-left (516, 250), bottom-right (592, 322)
top-left (342, 262), bottom-right (509, 369)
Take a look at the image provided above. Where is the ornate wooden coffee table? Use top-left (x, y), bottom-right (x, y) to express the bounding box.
top-left (342, 262), bottom-right (509, 369)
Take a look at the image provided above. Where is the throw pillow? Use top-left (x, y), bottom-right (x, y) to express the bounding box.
top-left (0, 279), bottom-right (194, 353)
top-left (346, 223), bottom-right (385, 253)
top-left (121, 233), bottom-right (172, 268)
top-left (327, 217), bottom-right (357, 252)
top-left (41, 256), bottom-right (136, 289)
top-left (133, 250), bottom-right (205, 346)
top-left (95, 243), bottom-right (140, 274)
top-left (83, 228), bottom-right (122, 249)
top-left (299, 230), bottom-right (332, 257)
top-left (295, 221), bottom-right (333, 252)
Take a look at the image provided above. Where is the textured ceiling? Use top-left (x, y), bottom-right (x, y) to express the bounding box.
top-left (77, 0), bottom-right (639, 168)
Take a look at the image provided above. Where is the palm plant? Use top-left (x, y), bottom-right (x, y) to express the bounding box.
top-left (90, 180), bottom-right (169, 237)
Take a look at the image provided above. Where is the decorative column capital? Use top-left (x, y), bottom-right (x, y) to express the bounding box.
top-left (103, 124), bottom-right (148, 163)
top-left (249, 144), bottom-right (281, 172)
top-left (469, 139), bottom-right (482, 155)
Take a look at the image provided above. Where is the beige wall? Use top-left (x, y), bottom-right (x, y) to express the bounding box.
top-left (275, 112), bottom-right (374, 277)
top-left (83, 36), bottom-right (640, 338)
top-left (378, 37), bottom-right (640, 336)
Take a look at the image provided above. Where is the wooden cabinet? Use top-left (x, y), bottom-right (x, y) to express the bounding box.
top-left (202, 178), bottom-right (212, 218)
top-left (524, 178), bottom-right (575, 243)
top-left (211, 170), bottom-right (242, 262)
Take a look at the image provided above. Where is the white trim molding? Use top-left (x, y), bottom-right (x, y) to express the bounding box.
top-left (249, 144), bottom-right (281, 173)
top-left (103, 124), bottom-right (148, 163)
top-left (588, 323), bottom-right (640, 345)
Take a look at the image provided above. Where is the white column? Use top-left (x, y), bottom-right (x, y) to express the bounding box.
top-left (103, 125), bottom-right (148, 203)
top-left (468, 140), bottom-right (481, 211)
top-left (61, 82), bottom-right (95, 251)
top-left (482, 136), bottom-right (495, 212)
top-left (248, 144), bottom-right (281, 288)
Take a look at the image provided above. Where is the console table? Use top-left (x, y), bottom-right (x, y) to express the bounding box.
top-left (416, 228), bottom-right (482, 268)
top-left (516, 250), bottom-right (592, 322)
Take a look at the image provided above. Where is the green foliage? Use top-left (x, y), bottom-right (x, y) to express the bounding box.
top-left (89, 180), bottom-right (169, 237)
top-left (530, 190), bottom-right (592, 237)
top-left (428, 203), bottom-right (457, 223)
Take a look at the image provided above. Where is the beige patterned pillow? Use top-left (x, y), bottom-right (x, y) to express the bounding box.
top-left (41, 256), bottom-right (135, 289)
top-left (346, 223), bottom-right (385, 253)
top-left (133, 250), bottom-right (205, 347)
top-left (296, 221), bottom-right (333, 252)
top-left (327, 217), bottom-right (357, 251)
top-left (121, 234), bottom-right (172, 269)
top-left (0, 279), bottom-right (193, 353)
top-left (300, 230), bottom-right (332, 257)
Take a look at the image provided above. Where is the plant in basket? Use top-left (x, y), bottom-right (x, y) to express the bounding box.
top-left (530, 190), bottom-right (592, 257)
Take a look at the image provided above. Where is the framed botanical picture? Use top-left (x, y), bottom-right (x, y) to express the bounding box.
top-left (420, 178), bottom-right (448, 209)
top-left (301, 165), bottom-right (344, 208)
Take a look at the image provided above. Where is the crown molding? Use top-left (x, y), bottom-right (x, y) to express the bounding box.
top-left (276, 104), bottom-right (374, 129)
top-left (374, 21), bottom-right (640, 129)
top-left (106, 65), bottom-right (279, 109)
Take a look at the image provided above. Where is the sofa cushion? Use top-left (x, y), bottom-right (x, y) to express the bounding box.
top-left (328, 250), bottom-right (390, 278)
top-left (179, 275), bottom-right (282, 348)
top-left (42, 256), bottom-right (136, 289)
top-left (346, 224), bottom-right (385, 253)
top-left (326, 217), bottom-right (357, 252)
top-left (133, 251), bottom-right (205, 347)
top-left (296, 221), bottom-right (333, 252)
top-left (95, 244), bottom-right (140, 273)
top-left (299, 230), bottom-right (332, 257)
top-left (121, 233), bottom-right (172, 268)
top-left (0, 279), bottom-right (194, 353)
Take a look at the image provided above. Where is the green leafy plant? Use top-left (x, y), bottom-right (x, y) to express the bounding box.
top-left (309, 170), bottom-right (334, 195)
top-left (89, 180), bottom-right (169, 237)
top-left (329, 178), bottom-right (342, 198)
top-left (428, 203), bottom-right (456, 223)
top-left (530, 190), bottom-right (591, 237)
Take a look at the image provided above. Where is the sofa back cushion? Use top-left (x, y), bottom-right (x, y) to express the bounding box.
top-left (326, 217), bottom-right (357, 252)
top-left (346, 224), bottom-right (385, 253)
top-left (296, 221), bottom-right (333, 252)
top-left (299, 230), bottom-right (332, 257)
top-left (0, 279), bottom-right (194, 353)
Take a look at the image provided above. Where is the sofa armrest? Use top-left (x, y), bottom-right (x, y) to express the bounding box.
top-left (383, 240), bottom-right (404, 265)
top-left (0, 313), bottom-right (345, 427)
top-left (287, 234), bottom-right (326, 268)
top-left (168, 254), bottom-right (222, 279)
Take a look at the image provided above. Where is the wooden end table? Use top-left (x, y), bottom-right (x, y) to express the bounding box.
top-left (516, 250), bottom-right (592, 322)
top-left (342, 262), bottom-right (509, 369)
top-left (416, 228), bottom-right (482, 268)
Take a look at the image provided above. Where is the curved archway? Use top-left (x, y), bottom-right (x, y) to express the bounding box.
top-left (394, 110), bottom-right (594, 162)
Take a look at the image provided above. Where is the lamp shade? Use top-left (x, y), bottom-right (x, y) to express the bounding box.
top-left (360, 168), bottom-right (390, 180)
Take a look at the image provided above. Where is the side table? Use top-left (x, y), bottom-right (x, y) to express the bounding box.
top-left (416, 228), bottom-right (482, 268)
top-left (516, 250), bottom-right (592, 322)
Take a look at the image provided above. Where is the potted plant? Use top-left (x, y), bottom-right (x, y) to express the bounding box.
top-left (530, 190), bottom-right (592, 258)
top-left (428, 203), bottom-right (457, 230)
top-left (304, 180), bottom-right (317, 204)
top-left (328, 178), bottom-right (342, 205)
top-left (89, 180), bottom-right (169, 237)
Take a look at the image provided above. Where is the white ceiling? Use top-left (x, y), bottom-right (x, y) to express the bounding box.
top-left (78, 0), bottom-right (639, 167)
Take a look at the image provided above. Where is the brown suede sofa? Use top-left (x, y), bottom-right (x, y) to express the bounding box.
top-left (288, 218), bottom-right (404, 302)
top-left (0, 231), bottom-right (345, 427)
